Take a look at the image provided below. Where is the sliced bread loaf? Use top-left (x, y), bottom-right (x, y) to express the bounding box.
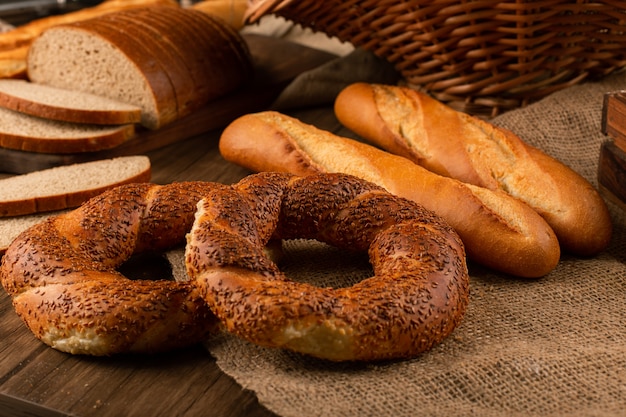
top-left (89, 17), bottom-right (194, 120)
top-left (26, 5), bottom-right (253, 130)
top-left (27, 23), bottom-right (176, 130)
top-left (0, 79), bottom-right (141, 124)
top-left (0, 155), bottom-right (151, 216)
top-left (0, 106), bottom-right (135, 153)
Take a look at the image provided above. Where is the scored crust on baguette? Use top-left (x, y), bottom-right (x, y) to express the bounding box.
top-left (0, 106), bottom-right (135, 153)
top-left (334, 82), bottom-right (612, 256)
top-left (0, 155), bottom-right (151, 217)
top-left (219, 111), bottom-right (561, 278)
top-left (0, 79), bottom-right (141, 124)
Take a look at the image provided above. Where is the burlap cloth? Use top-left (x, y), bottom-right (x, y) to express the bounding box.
top-left (172, 21), bottom-right (626, 416)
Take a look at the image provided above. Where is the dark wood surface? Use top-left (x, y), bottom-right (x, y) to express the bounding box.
top-left (0, 103), bottom-right (344, 417)
top-left (0, 35), bottom-right (342, 417)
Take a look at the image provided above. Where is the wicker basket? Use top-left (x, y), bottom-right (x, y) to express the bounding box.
top-left (245, 0), bottom-right (626, 117)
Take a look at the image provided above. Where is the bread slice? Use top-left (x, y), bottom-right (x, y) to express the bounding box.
top-left (0, 106), bottom-right (135, 153)
top-left (0, 155), bottom-right (151, 217)
top-left (0, 79), bottom-right (141, 124)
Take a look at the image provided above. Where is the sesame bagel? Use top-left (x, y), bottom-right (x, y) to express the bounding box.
top-left (0, 181), bottom-right (221, 355)
top-left (185, 172), bottom-right (470, 361)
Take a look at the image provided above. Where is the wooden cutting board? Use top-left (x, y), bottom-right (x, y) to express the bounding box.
top-left (0, 34), bottom-right (338, 175)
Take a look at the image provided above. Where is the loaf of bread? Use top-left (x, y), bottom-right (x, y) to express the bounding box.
top-left (334, 83), bottom-right (612, 256)
top-left (0, 79), bottom-right (141, 124)
top-left (219, 111), bottom-right (561, 278)
top-left (0, 155), bottom-right (151, 217)
top-left (26, 6), bottom-right (252, 130)
top-left (0, 0), bottom-right (180, 79)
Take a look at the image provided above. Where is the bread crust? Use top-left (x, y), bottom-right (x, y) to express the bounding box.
top-left (334, 83), bottom-right (612, 256)
top-left (190, 0), bottom-right (247, 29)
top-left (131, 7), bottom-right (251, 111)
top-left (103, 10), bottom-right (208, 114)
top-left (187, 8), bottom-right (253, 75)
top-left (26, 5), bottom-right (251, 131)
top-left (160, 7), bottom-right (252, 97)
top-left (0, 0), bottom-right (180, 78)
top-left (219, 111), bottom-right (561, 278)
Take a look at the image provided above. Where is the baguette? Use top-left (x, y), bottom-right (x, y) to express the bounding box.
top-left (334, 82), bottom-right (612, 256)
top-left (219, 111), bottom-right (561, 278)
top-left (0, 155), bottom-right (151, 217)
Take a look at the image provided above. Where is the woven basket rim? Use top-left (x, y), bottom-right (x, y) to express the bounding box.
top-left (245, 0), bottom-right (626, 116)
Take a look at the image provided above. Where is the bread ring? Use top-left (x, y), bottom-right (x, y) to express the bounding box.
top-left (185, 172), bottom-right (470, 361)
top-left (0, 181), bottom-right (222, 355)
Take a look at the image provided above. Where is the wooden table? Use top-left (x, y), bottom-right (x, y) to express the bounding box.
top-left (0, 33), bottom-right (344, 417)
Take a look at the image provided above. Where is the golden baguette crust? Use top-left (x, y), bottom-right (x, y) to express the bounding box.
top-left (219, 111), bottom-right (561, 278)
top-left (334, 82), bottom-right (612, 256)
